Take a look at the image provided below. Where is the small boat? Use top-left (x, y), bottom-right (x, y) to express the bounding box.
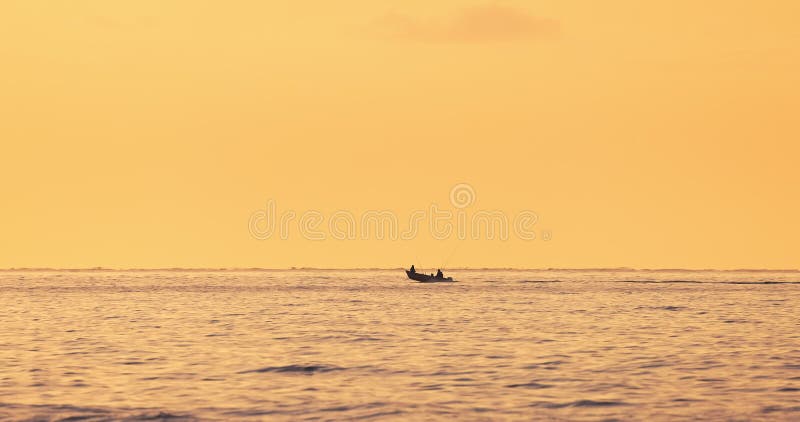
top-left (406, 270), bottom-right (455, 283)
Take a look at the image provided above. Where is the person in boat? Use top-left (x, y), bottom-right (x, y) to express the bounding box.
top-left (436, 269), bottom-right (444, 278)
top-left (409, 265), bottom-right (416, 274)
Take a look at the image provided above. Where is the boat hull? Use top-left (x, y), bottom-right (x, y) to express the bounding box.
top-left (406, 270), bottom-right (455, 283)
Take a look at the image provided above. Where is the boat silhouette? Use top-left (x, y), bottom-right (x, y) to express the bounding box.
top-left (406, 270), bottom-right (455, 283)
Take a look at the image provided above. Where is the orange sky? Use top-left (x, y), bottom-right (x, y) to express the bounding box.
top-left (1, 1), bottom-right (798, 269)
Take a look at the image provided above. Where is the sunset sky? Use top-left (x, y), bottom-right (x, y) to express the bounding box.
top-left (1, 1), bottom-right (798, 269)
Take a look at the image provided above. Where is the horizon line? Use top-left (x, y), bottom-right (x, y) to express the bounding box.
top-left (1, 267), bottom-right (799, 273)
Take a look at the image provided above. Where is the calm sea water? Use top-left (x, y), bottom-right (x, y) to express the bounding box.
top-left (1, 269), bottom-right (799, 421)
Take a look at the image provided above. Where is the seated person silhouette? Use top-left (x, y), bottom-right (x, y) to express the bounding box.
top-left (409, 265), bottom-right (416, 274)
top-left (436, 269), bottom-right (443, 278)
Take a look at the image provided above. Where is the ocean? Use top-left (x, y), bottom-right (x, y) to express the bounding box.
top-left (1, 269), bottom-right (798, 421)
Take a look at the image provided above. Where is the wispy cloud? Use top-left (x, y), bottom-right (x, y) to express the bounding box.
top-left (370, 4), bottom-right (558, 43)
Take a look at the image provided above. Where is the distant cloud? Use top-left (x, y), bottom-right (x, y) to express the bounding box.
top-left (370, 4), bottom-right (558, 43)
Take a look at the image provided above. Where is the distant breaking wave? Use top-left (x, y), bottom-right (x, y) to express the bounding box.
top-left (238, 364), bottom-right (345, 374)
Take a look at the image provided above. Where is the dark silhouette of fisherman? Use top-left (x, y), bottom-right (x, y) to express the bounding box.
top-left (436, 269), bottom-right (444, 278)
top-left (409, 265), bottom-right (416, 274)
